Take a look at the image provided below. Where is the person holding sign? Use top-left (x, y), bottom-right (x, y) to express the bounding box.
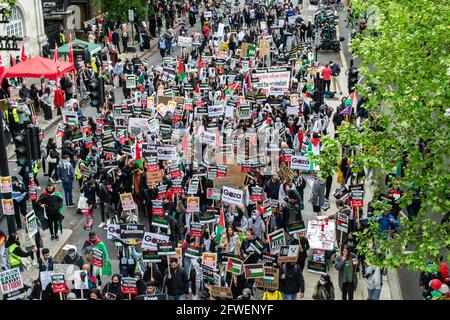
top-left (37, 183), bottom-right (64, 241)
top-left (82, 232), bottom-right (112, 276)
top-left (102, 274), bottom-right (123, 300)
top-left (164, 257), bottom-right (189, 300)
top-left (279, 262), bottom-right (305, 300)
top-left (5, 233), bottom-right (36, 271)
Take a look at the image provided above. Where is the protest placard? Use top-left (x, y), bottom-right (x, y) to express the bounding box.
top-left (222, 186), bottom-right (243, 206)
top-left (287, 221), bottom-right (306, 235)
top-left (201, 252), bottom-right (217, 270)
top-left (277, 245), bottom-right (300, 263)
top-left (91, 247), bottom-right (103, 267)
top-left (189, 222), bottom-right (203, 238)
top-left (51, 273), bottom-right (67, 293)
top-left (0, 268), bottom-right (23, 295)
top-left (120, 193), bottom-right (136, 211)
top-left (209, 286), bottom-right (233, 299)
top-left (73, 270), bottom-right (89, 290)
top-left (0, 176), bottom-right (12, 193)
top-left (244, 264), bottom-right (265, 279)
top-left (255, 266), bottom-right (279, 290)
top-left (25, 210), bottom-right (38, 237)
top-left (1, 199), bottom-right (14, 215)
top-left (142, 232), bottom-right (170, 251)
top-left (120, 224), bottom-right (145, 242)
top-left (268, 229), bottom-right (286, 255)
top-left (337, 213), bottom-right (349, 233)
top-left (121, 277), bottom-right (138, 295)
top-left (187, 197), bottom-right (200, 212)
top-left (157, 242), bottom-right (176, 255)
top-left (226, 257), bottom-right (243, 275)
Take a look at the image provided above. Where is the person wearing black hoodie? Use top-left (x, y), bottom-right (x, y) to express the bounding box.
top-left (143, 262), bottom-right (164, 291)
top-left (164, 257), bottom-right (189, 300)
top-left (102, 274), bottom-right (124, 300)
top-left (279, 262), bottom-right (305, 300)
top-left (60, 247), bottom-right (86, 269)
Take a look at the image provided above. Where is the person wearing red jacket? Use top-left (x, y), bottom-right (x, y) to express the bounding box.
top-left (321, 64), bottom-right (332, 92)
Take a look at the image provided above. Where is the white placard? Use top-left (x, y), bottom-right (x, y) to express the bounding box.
top-left (291, 156), bottom-right (313, 171)
top-left (142, 232), bottom-right (170, 251)
top-left (157, 146), bottom-right (177, 160)
top-left (222, 186), bottom-right (243, 206)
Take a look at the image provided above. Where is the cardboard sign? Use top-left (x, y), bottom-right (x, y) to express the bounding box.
top-left (142, 250), bottom-right (162, 263)
top-left (255, 267), bottom-right (279, 290)
top-left (120, 193), bottom-right (136, 211)
top-left (121, 277), bottom-right (138, 295)
top-left (244, 264), bottom-right (265, 279)
top-left (288, 221), bottom-right (306, 235)
top-left (51, 273), bottom-right (67, 293)
top-left (0, 176), bottom-right (12, 193)
top-left (146, 169), bottom-right (163, 185)
top-left (187, 197), bottom-right (200, 212)
top-left (278, 245), bottom-right (300, 263)
top-left (268, 229), bottom-right (286, 255)
top-left (291, 156), bottom-right (313, 171)
top-left (73, 270), bottom-right (89, 290)
top-left (169, 247), bottom-right (183, 264)
top-left (222, 186), bottom-right (243, 206)
top-left (120, 224), bottom-right (145, 241)
top-left (210, 286), bottom-right (233, 299)
top-left (201, 252), bottom-right (217, 270)
top-left (189, 223), bottom-right (203, 238)
top-left (62, 111), bottom-right (78, 125)
top-left (0, 268), bottom-right (23, 294)
top-left (142, 232), bottom-right (170, 251)
top-left (350, 184), bottom-right (364, 208)
top-left (226, 257), bottom-right (243, 275)
top-left (337, 213), bottom-right (349, 233)
top-left (25, 210), bottom-right (38, 237)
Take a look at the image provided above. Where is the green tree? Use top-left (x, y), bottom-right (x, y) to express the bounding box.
top-left (93, 0), bottom-right (148, 23)
top-left (340, 0), bottom-right (450, 271)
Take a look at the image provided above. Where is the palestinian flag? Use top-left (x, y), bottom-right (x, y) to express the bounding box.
top-left (244, 264), bottom-right (265, 279)
top-left (269, 229), bottom-right (284, 244)
top-left (226, 258), bottom-right (242, 274)
top-left (263, 274), bottom-right (275, 283)
top-left (249, 238), bottom-right (265, 254)
top-left (215, 206), bottom-right (225, 244)
top-left (177, 58), bottom-right (185, 81)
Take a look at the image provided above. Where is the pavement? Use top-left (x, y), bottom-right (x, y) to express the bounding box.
top-left (0, 1), bottom-right (409, 300)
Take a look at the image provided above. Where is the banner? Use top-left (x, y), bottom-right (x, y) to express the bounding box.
top-left (0, 268), bottom-right (23, 295)
top-left (221, 186), bottom-right (243, 206)
top-left (251, 70), bottom-right (291, 96)
top-left (142, 232), bottom-right (170, 251)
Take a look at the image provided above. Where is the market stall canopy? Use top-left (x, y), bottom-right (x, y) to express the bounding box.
top-left (56, 39), bottom-right (101, 56)
top-left (3, 56), bottom-right (75, 80)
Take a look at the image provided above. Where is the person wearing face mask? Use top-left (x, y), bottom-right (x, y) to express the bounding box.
top-left (5, 233), bottom-right (37, 271)
top-left (102, 274), bottom-right (124, 300)
top-left (312, 274), bottom-right (335, 300)
top-left (247, 210), bottom-right (265, 240)
top-left (237, 288), bottom-right (255, 300)
top-left (37, 183), bottom-right (64, 240)
top-left (61, 246), bottom-right (85, 269)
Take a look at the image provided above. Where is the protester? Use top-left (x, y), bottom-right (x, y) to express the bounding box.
top-left (312, 274), bottom-right (335, 300)
top-left (5, 233), bottom-right (37, 271)
top-left (37, 183), bottom-right (64, 240)
top-left (335, 245), bottom-right (358, 300)
top-left (164, 257), bottom-right (189, 300)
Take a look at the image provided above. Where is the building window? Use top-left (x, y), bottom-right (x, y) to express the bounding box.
top-left (5, 7), bottom-right (24, 38)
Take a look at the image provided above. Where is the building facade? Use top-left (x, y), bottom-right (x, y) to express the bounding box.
top-left (0, 0), bottom-right (47, 67)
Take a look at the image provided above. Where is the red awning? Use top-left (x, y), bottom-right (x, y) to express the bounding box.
top-left (3, 56), bottom-right (74, 80)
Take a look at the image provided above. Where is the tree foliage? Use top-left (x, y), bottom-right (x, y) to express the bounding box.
top-left (93, 0), bottom-right (149, 23)
top-left (340, 0), bottom-right (450, 271)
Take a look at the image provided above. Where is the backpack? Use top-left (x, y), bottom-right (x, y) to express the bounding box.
top-left (159, 39), bottom-right (166, 49)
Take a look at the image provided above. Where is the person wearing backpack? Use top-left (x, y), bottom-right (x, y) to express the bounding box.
top-left (279, 262), bottom-right (305, 300)
top-left (159, 36), bottom-right (167, 58)
top-left (262, 287), bottom-right (283, 300)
